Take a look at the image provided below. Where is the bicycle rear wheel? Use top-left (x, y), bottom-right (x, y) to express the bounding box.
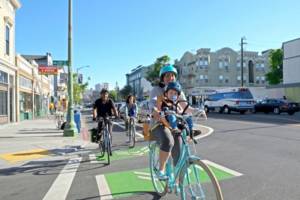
top-left (129, 119), bottom-right (136, 148)
top-left (149, 142), bottom-right (168, 196)
top-left (179, 159), bottom-right (223, 200)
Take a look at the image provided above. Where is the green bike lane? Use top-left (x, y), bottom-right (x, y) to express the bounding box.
top-left (92, 146), bottom-right (243, 199)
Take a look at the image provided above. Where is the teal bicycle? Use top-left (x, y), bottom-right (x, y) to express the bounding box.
top-left (149, 106), bottom-right (223, 200)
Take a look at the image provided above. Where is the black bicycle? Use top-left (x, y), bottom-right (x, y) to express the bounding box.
top-left (97, 116), bottom-right (114, 165)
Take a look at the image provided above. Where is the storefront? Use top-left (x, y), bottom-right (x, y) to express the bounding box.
top-left (19, 75), bottom-right (33, 121)
top-left (0, 70), bottom-right (9, 124)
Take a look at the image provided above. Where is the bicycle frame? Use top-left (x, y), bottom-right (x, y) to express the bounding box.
top-left (164, 128), bottom-right (198, 191)
top-left (128, 117), bottom-right (136, 147)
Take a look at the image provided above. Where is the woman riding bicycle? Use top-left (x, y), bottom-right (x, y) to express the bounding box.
top-left (125, 95), bottom-right (138, 139)
top-left (149, 64), bottom-right (204, 180)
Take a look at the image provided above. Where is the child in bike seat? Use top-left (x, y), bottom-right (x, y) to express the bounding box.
top-left (156, 82), bottom-right (184, 135)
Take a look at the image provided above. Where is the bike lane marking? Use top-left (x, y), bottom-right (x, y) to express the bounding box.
top-left (97, 161), bottom-right (242, 199)
top-left (43, 157), bottom-right (82, 200)
top-left (96, 174), bottom-right (113, 200)
top-left (89, 146), bottom-right (149, 163)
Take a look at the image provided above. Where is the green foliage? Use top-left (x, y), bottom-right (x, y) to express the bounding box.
top-left (109, 90), bottom-right (117, 102)
top-left (119, 85), bottom-right (132, 100)
top-left (146, 55), bottom-right (170, 85)
top-left (265, 49), bottom-right (283, 85)
top-left (73, 73), bottom-right (89, 105)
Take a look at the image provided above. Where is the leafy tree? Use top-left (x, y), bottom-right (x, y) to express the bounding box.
top-left (109, 90), bottom-right (117, 102)
top-left (119, 85), bottom-right (132, 99)
top-left (265, 49), bottom-right (283, 85)
top-left (146, 55), bottom-right (170, 85)
top-left (73, 73), bottom-right (89, 105)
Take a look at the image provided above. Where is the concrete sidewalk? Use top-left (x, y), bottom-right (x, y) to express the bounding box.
top-left (0, 118), bottom-right (89, 167)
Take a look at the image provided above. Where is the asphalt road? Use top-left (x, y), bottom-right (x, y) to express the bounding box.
top-left (0, 111), bottom-right (299, 200)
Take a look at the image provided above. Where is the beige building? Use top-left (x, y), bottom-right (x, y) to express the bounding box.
top-left (175, 47), bottom-right (270, 102)
top-left (16, 55), bottom-right (51, 121)
top-left (0, 0), bottom-right (21, 124)
top-left (282, 38), bottom-right (300, 102)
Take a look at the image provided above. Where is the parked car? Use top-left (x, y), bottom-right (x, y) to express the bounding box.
top-left (254, 98), bottom-right (300, 115)
top-left (204, 87), bottom-right (255, 114)
top-left (137, 100), bottom-right (151, 123)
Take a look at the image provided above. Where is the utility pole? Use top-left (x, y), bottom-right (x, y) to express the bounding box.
top-left (64, 0), bottom-right (77, 136)
top-left (240, 37), bottom-right (247, 87)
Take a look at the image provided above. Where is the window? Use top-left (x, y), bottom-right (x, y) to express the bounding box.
top-left (225, 77), bottom-right (229, 83)
top-left (237, 61), bottom-right (241, 67)
top-left (204, 75), bottom-right (208, 83)
top-left (200, 75), bottom-right (204, 80)
top-left (19, 76), bottom-right (32, 89)
top-left (5, 25), bottom-right (10, 55)
top-left (256, 76), bottom-right (260, 84)
top-left (0, 90), bottom-right (8, 115)
top-left (0, 71), bottom-right (8, 84)
top-left (218, 61), bottom-right (223, 69)
top-left (261, 76), bottom-right (265, 84)
top-left (219, 75), bottom-right (223, 83)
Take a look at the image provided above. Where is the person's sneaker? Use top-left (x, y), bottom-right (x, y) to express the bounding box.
top-left (157, 171), bottom-right (168, 180)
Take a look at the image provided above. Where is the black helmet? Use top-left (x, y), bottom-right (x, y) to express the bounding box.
top-left (165, 82), bottom-right (182, 95)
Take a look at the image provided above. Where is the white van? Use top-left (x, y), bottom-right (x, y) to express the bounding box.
top-left (204, 88), bottom-right (255, 114)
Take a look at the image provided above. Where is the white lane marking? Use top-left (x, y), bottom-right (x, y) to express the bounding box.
top-left (203, 160), bottom-right (243, 177)
top-left (137, 176), bottom-right (151, 181)
top-left (134, 171), bottom-right (150, 176)
top-left (89, 154), bottom-right (102, 164)
top-left (43, 157), bottom-right (82, 200)
top-left (194, 124), bottom-right (214, 140)
top-left (96, 174), bottom-right (113, 200)
top-left (114, 122), bottom-right (144, 138)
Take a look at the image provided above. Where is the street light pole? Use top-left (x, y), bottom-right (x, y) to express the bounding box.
top-left (64, 0), bottom-right (77, 136)
top-left (240, 36), bottom-right (247, 87)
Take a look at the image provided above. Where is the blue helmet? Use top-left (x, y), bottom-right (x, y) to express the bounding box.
top-left (165, 82), bottom-right (181, 95)
top-left (159, 65), bottom-right (178, 78)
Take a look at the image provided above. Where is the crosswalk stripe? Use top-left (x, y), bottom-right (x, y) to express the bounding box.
top-left (96, 175), bottom-right (113, 200)
top-left (42, 157), bottom-right (82, 200)
top-left (89, 154), bottom-right (102, 164)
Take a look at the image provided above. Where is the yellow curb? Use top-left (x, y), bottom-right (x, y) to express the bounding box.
top-left (0, 149), bottom-right (49, 163)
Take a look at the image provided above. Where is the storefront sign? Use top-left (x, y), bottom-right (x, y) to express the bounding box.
top-left (38, 65), bottom-right (58, 75)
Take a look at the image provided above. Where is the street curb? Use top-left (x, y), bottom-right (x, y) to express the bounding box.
top-left (193, 124), bottom-right (214, 140)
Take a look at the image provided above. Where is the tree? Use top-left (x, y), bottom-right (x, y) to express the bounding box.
top-left (73, 73), bottom-right (89, 105)
top-left (265, 49), bottom-right (283, 85)
top-left (109, 90), bottom-right (117, 102)
top-left (119, 85), bottom-right (132, 100)
top-left (146, 55), bottom-right (170, 85)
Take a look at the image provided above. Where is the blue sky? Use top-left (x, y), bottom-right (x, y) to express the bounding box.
top-left (16, 0), bottom-right (300, 89)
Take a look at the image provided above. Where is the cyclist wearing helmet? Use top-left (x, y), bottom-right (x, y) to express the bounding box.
top-left (93, 89), bottom-right (118, 141)
top-left (149, 64), bottom-right (204, 180)
top-left (157, 81), bottom-right (184, 134)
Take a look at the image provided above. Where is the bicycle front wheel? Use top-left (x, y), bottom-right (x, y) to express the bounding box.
top-left (149, 142), bottom-right (168, 196)
top-left (179, 159), bottom-right (223, 200)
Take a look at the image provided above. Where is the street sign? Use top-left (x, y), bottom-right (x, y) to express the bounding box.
top-left (53, 60), bottom-right (68, 67)
top-left (38, 65), bottom-right (58, 75)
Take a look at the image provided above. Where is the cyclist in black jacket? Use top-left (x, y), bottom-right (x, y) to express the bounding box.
top-left (93, 89), bottom-right (118, 140)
